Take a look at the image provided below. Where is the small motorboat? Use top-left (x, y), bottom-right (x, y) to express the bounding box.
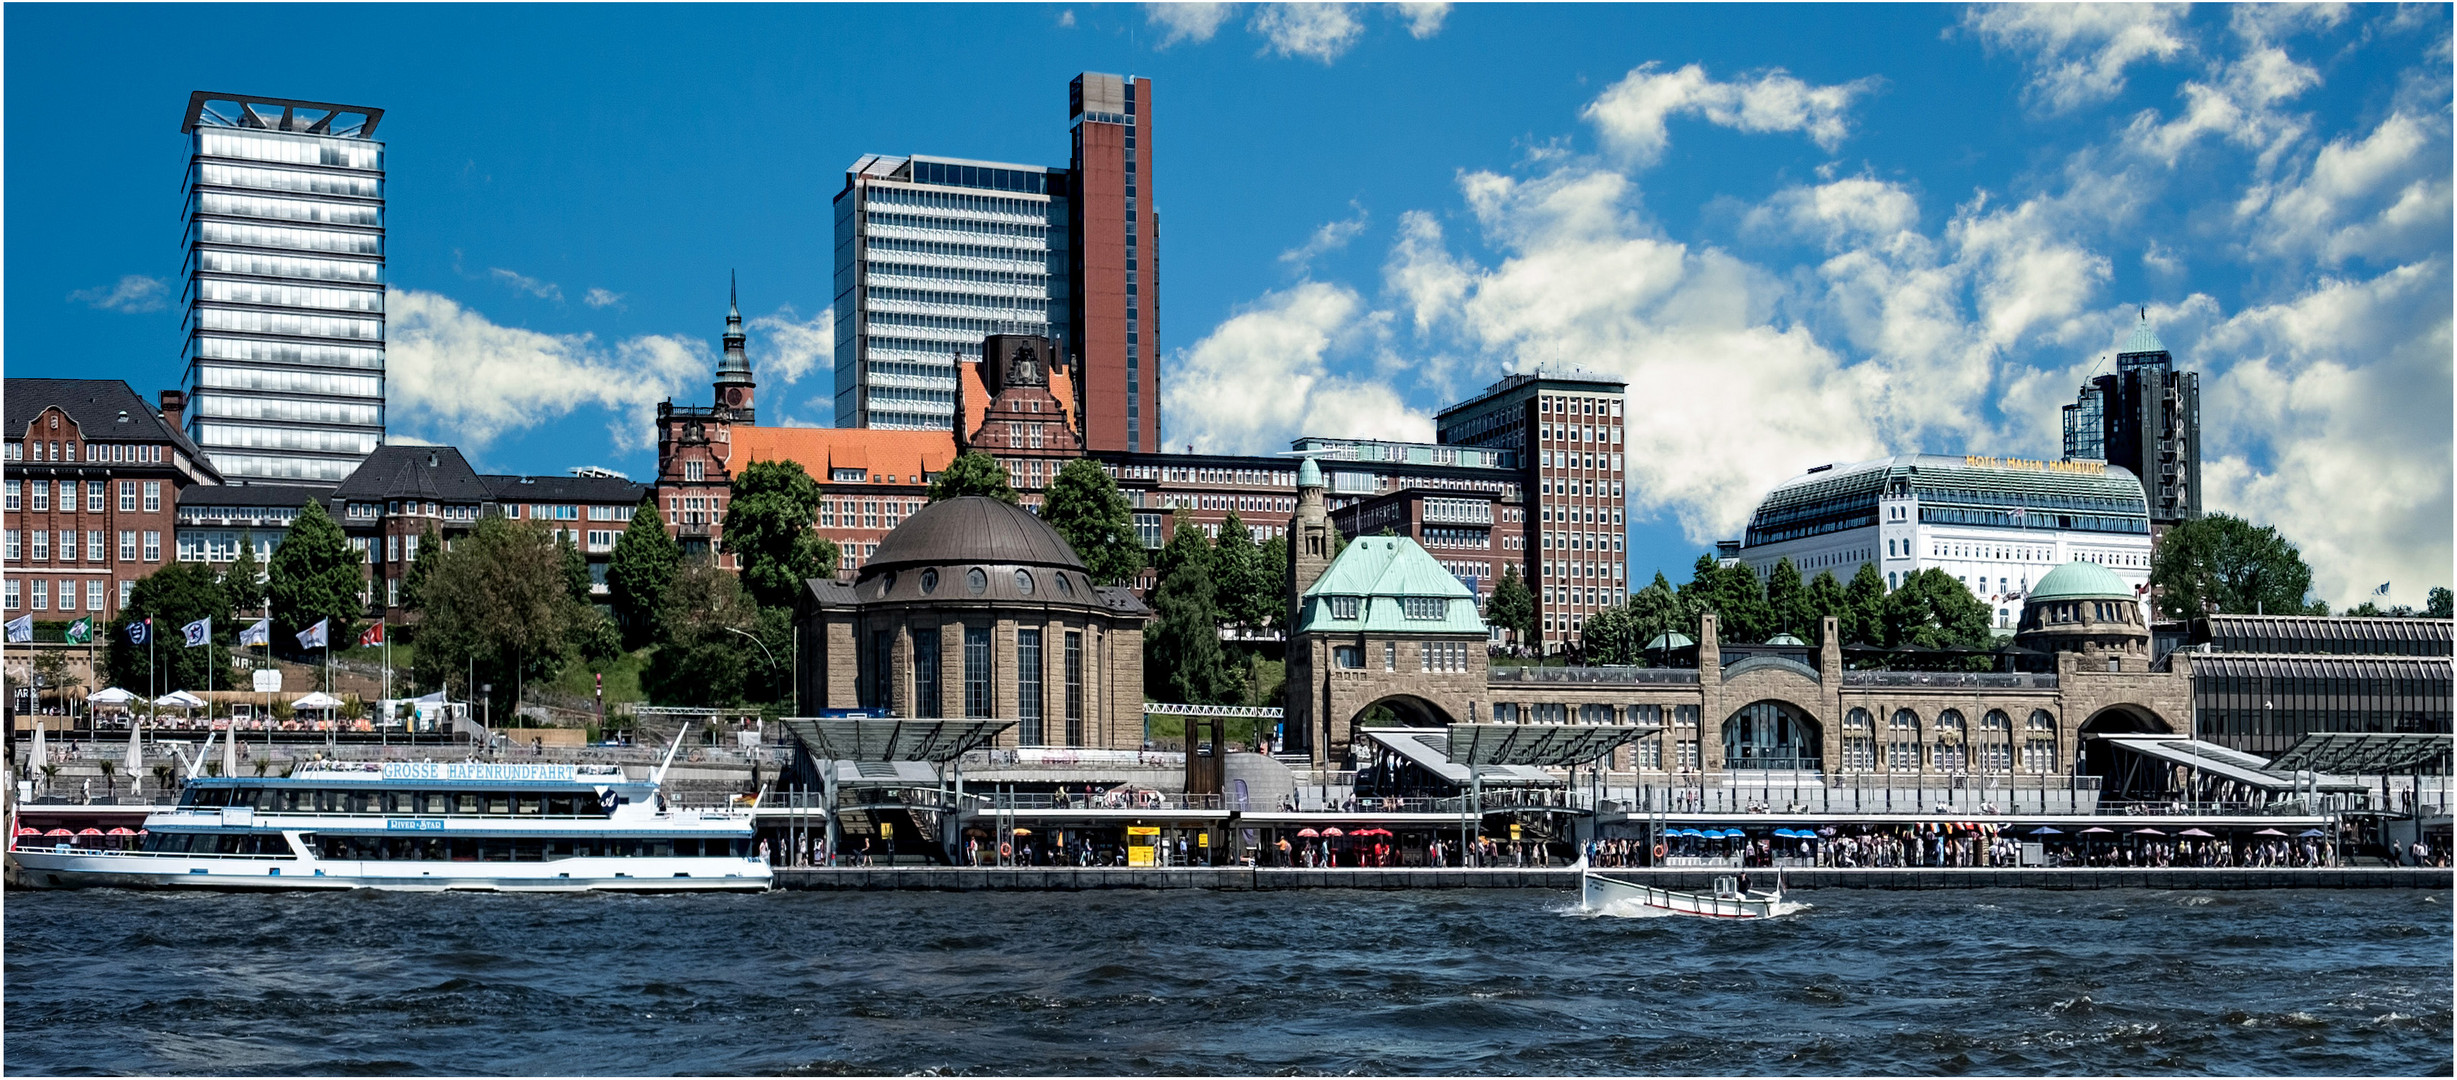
top-left (1583, 868), bottom-right (1787, 919)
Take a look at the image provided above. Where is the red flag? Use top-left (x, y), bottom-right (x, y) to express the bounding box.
top-left (359, 622), bottom-right (385, 647)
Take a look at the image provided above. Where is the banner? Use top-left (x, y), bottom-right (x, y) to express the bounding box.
top-left (4, 615), bottom-right (31, 644)
top-left (64, 617), bottom-right (91, 645)
top-left (183, 617), bottom-right (212, 648)
top-left (296, 619), bottom-right (329, 650)
top-left (238, 618), bottom-right (270, 647)
top-left (359, 622), bottom-right (385, 647)
top-left (126, 619), bottom-right (151, 646)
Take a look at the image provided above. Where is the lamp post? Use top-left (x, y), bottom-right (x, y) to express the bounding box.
top-left (724, 627), bottom-right (784, 705)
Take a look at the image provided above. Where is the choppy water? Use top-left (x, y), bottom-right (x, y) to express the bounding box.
top-left (5, 887), bottom-right (2449, 1075)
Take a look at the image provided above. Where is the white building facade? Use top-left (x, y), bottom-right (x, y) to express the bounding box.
top-left (1737, 454), bottom-right (2154, 631)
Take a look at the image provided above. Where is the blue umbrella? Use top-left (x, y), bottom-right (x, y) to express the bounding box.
top-left (1722, 828), bottom-right (1746, 838)
top-left (2297, 829), bottom-right (2328, 838)
top-left (2030, 826), bottom-right (2065, 835)
top-left (1773, 828), bottom-right (1796, 838)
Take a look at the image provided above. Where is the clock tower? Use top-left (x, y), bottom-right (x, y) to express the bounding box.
top-left (714, 272), bottom-right (757, 423)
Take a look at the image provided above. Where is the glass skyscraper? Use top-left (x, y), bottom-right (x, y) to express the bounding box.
top-left (179, 92), bottom-right (387, 484)
top-left (833, 154), bottom-right (1069, 430)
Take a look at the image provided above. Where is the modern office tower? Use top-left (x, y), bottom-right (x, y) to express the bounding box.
top-left (2061, 312), bottom-right (2201, 530)
top-left (178, 92), bottom-right (388, 484)
top-left (1434, 369), bottom-right (1630, 653)
top-left (833, 154), bottom-right (1070, 430)
top-left (1069, 72), bottom-right (1158, 454)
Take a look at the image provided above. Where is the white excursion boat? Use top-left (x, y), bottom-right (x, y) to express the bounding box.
top-left (9, 747), bottom-right (769, 892)
top-left (1582, 868), bottom-right (1788, 919)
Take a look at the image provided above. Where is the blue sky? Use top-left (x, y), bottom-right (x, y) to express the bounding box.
top-left (8, 3), bottom-right (2450, 606)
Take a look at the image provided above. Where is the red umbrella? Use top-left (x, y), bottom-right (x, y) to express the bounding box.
top-left (2252, 828), bottom-right (2287, 836)
top-left (107, 827), bottom-right (136, 836)
top-left (2178, 828), bottom-right (2215, 838)
top-left (14, 827), bottom-right (37, 837)
top-left (1297, 828), bottom-right (1320, 838)
top-left (44, 828), bottom-right (73, 837)
top-left (2130, 828), bottom-right (2166, 836)
top-left (76, 828), bottom-right (104, 836)
top-left (1322, 827), bottom-right (1345, 837)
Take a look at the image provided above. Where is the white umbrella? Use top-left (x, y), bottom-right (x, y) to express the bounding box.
top-left (87, 687), bottom-right (141, 706)
top-left (30, 719), bottom-right (46, 773)
top-left (222, 720), bottom-right (238, 779)
top-left (124, 717), bottom-right (143, 780)
top-left (156, 690), bottom-right (209, 710)
top-left (291, 691), bottom-right (344, 710)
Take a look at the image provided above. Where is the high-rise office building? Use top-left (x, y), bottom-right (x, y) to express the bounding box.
top-left (1069, 72), bottom-right (1158, 453)
top-left (833, 154), bottom-right (1070, 430)
top-left (178, 92), bottom-right (387, 485)
top-left (2062, 313), bottom-right (2201, 531)
top-left (1435, 369), bottom-right (1630, 652)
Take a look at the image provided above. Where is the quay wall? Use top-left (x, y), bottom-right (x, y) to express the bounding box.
top-left (771, 866), bottom-right (2450, 892)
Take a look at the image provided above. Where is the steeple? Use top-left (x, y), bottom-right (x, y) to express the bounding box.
top-left (714, 271), bottom-right (756, 422)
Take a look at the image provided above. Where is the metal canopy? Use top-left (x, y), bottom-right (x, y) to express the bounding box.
top-left (2099, 736), bottom-right (2367, 792)
top-left (2268, 732), bottom-right (2453, 777)
top-left (778, 717), bottom-right (1014, 764)
top-left (1445, 723), bottom-right (1659, 768)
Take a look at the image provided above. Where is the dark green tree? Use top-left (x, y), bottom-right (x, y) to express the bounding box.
top-left (926, 450), bottom-right (1020, 505)
top-left (606, 499), bottom-right (681, 649)
top-left (107, 561), bottom-right (233, 697)
top-left (1488, 564), bottom-right (1536, 647)
top-left (1880, 568), bottom-right (1995, 651)
top-left (1627, 570), bottom-right (1694, 652)
top-left (2149, 513), bottom-right (2325, 618)
top-left (1040, 457), bottom-right (1144, 585)
top-left (1804, 570), bottom-right (1848, 645)
top-left (1153, 509), bottom-right (1212, 583)
top-left (1145, 511), bottom-right (1233, 704)
top-left (557, 531), bottom-right (590, 602)
top-left (266, 499), bottom-right (362, 650)
top-left (2430, 587), bottom-right (2454, 619)
top-left (1764, 557), bottom-right (1812, 639)
top-left (640, 560), bottom-right (761, 707)
top-left (411, 515), bottom-right (591, 717)
top-left (399, 523), bottom-right (443, 611)
top-left (1580, 603), bottom-right (1643, 665)
top-left (1842, 563), bottom-right (1889, 644)
top-left (1681, 554), bottom-right (1774, 644)
top-left (222, 535), bottom-right (265, 610)
top-left (722, 459), bottom-right (840, 611)
top-left (1257, 533), bottom-right (1290, 631)
top-left (1212, 511), bottom-right (1275, 632)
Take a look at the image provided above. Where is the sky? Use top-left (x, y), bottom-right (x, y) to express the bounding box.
top-left (7, 3), bottom-right (2450, 608)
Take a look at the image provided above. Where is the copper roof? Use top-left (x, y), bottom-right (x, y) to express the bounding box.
top-left (864, 496), bottom-right (1085, 572)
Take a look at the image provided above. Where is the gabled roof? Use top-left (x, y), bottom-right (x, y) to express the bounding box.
top-left (330, 445), bottom-right (493, 503)
top-left (732, 425), bottom-right (956, 485)
top-left (180, 481), bottom-right (335, 509)
top-left (1297, 535), bottom-right (1485, 634)
top-left (6, 378), bottom-right (213, 469)
top-left (482, 473), bottom-right (649, 505)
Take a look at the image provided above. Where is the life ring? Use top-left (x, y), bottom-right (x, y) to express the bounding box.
top-left (1653, 843), bottom-right (1668, 860)
top-left (688, 750), bottom-right (704, 763)
top-left (999, 842), bottom-right (1012, 858)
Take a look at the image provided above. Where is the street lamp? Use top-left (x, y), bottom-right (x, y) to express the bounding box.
top-left (724, 627), bottom-right (785, 703)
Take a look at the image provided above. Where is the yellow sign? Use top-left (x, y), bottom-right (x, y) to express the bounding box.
top-left (1127, 826), bottom-right (1160, 837)
top-left (1964, 454), bottom-right (2105, 476)
top-left (880, 822), bottom-right (893, 839)
top-left (1198, 832), bottom-right (1209, 847)
top-left (1129, 846), bottom-right (1157, 866)
top-left (1508, 823), bottom-right (1522, 840)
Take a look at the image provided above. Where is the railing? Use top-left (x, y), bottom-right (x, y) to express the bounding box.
top-left (1839, 671), bottom-right (2060, 689)
top-left (1489, 667), bottom-right (1702, 685)
top-left (1279, 795), bottom-right (1468, 814)
top-left (962, 748), bottom-right (1186, 769)
top-left (974, 792), bottom-right (1227, 812)
top-left (1615, 774), bottom-right (2103, 816)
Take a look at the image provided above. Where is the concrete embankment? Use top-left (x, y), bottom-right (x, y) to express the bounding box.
top-left (772, 866), bottom-right (2451, 891)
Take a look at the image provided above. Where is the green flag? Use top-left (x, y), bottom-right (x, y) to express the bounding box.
top-left (64, 617), bottom-right (92, 645)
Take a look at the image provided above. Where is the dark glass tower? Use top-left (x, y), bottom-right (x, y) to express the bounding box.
top-left (2062, 312), bottom-right (2201, 529)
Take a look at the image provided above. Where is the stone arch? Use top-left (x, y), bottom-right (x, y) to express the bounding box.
top-left (2075, 704), bottom-right (2175, 781)
top-left (1933, 708), bottom-right (1968, 771)
top-left (1349, 694), bottom-right (1457, 732)
top-left (1719, 699), bottom-right (1823, 772)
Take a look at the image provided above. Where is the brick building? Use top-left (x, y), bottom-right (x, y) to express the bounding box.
top-left (1434, 369), bottom-right (1630, 652)
top-left (5, 379), bottom-right (222, 621)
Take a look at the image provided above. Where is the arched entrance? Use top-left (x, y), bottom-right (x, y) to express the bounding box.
top-left (1351, 694), bottom-right (1456, 731)
top-left (2076, 705), bottom-right (2175, 782)
top-left (1720, 700), bottom-right (1823, 772)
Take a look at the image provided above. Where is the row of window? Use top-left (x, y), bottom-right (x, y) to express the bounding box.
top-left (883, 625), bottom-right (1091, 746)
top-left (193, 393), bottom-right (383, 427)
top-left (194, 191), bottom-right (383, 229)
top-left (193, 423), bottom-right (380, 455)
top-left (1, 577), bottom-right (131, 612)
top-left (196, 161), bottom-right (384, 200)
top-left (196, 276), bottom-right (383, 313)
top-left (7, 442), bottom-right (164, 465)
top-left (5, 529), bottom-right (159, 563)
top-left (1543, 450), bottom-right (1622, 472)
top-left (196, 129), bottom-right (382, 171)
top-left (863, 234), bottom-right (1046, 266)
top-left (194, 219), bottom-right (384, 257)
top-left (194, 306), bottom-right (383, 341)
top-left (194, 248), bottom-right (383, 286)
top-left (7, 480), bottom-right (161, 513)
top-left (1542, 478), bottom-right (1622, 499)
top-left (193, 335), bottom-right (386, 372)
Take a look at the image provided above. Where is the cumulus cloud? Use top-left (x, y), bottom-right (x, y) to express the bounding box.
top-left (1582, 62), bottom-right (1878, 166)
top-left (1965, 3), bottom-right (2191, 113)
top-left (1393, 2), bottom-right (1448, 38)
top-left (583, 287), bottom-right (626, 310)
top-left (2236, 111), bottom-right (2453, 266)
top-left (1146, 2), bottom-right (1235, 45)
top-left (1280, 207), bottom-right (1369, 268)
top-left (1250, 3), bottom-right (1364, 62)
top-left (1162, 282), bottom-right (1429, 454)
top-left (385, 288), bottom-right (709, 453)
top-left (489, 268), bottom-right (563, 302)
top-left (68, 275), bottom-right (167, 313)
top-left (746, 305), bottom-right (834, 386)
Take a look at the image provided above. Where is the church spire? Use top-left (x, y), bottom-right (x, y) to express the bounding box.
top-left (715, 271), bottom-right (756, 421)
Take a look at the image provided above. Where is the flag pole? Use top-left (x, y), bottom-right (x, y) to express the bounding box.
top-left (381, 621), bottom-right (390, 750)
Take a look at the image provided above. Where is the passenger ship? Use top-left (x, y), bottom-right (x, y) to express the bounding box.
top-left (8, 759), bottom-right (770, 892)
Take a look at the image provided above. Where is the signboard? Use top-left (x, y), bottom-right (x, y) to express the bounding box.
top-left (1197, 832), bottom-right (1209, 848)
top-left (880, 822), bottom-right (894, 840)
top-left (1508, 823), bottom-right (1522, 840)
top-left (386, 819), bottom-right (446, 832)
top-left (1127, 825), bottom-right (1159, 867)
top-left (1126, 826), bottom-right (1160, 836)
top-left (252, 669), bottom-right (282, 693)
top-left (380, 762), bottom-right (579, 783)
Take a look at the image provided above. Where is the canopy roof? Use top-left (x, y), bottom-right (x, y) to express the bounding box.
top-left (1359, 728), bottom-right (1555, 785)
top-left (1445, 722), bottom-right (1658, 767)
top-left (779, 717), bottom-right (1014, 764)
top-left (2098, 736), bottom-right (2368, 792)
top-left (2268, 732), bottom-right (2452, 776)
top-left (291, 691), bottom-right (345, 709)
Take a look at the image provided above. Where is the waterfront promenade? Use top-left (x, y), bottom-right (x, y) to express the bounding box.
top-left (773, 865), bottom-right (2449, 891)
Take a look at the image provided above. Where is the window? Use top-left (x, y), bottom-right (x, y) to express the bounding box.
top-left (30, 481), bottom-right (48, 512)
top-left (119, 481), bottom-right (136, 512)
top-left (1017, 628), bottom-right (1044, 746)
top-left (1333, 645), bottom-right (1363, 669)
top-left (2, 580), bottom-right (14, 609)
top-left (910, 630), bottom-right (941, 718)
top-left (2, 480), bottom-right (15, 511)
top-left (1388, 641), bottom-right (1400, 672)
top-left (86, 531), bottom-right (104, 561)
top-left (1330, 596), bottom-right (1361, 620)
top-left (85, 580), bottom-right (103, 612)
top-left (143, 482), bottom-right (161, 512)
top-left (30, 580), bottom-right (46, 611)
top-left (1842, 708), bottom-right (1874, 771)
top-left (118, 531), bottom-right (136, 561)
top-left (1887, 709), bottom-right (1919, 771)
top-left (963, 626), bottom-right (992, 717)
top-left (3, 530), bottom-right (16, 561)
top-left (1064, 631), bottom-right (1084, 747)
top-left (30, 531), bottom-right (47, 561)
top-left (143, 531), bottom-right (161, 562)
top-left (683, 460), bottom-right (705, 482)
top-left (1401, 597), bottom-right (1448, 620)
top-left (119, 580), bottom-right (133, 608)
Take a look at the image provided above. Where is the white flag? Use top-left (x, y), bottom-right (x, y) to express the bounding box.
top-left (238, 618), bottom-right (270, 647)
top-left (296, 619), bottom-right (329, 650)
top-left (182, 617), bottom-right (212, 648)
top-left (3, 614), bottom-right (30, 644)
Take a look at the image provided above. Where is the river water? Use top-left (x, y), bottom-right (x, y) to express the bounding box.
top-left (5, 887), bottom-right (2449, 1076)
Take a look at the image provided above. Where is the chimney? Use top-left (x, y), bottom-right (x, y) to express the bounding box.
top-left (158, 390), bottom-right (187, 431)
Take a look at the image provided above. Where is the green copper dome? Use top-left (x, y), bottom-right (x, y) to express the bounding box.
top-left (1645, 632), bottom-right (1695, 650)
top-left (2029, 560), bottom-right (2134, 602)
top-left (1297, 456), bottom-right (1323, 488)
top-left (1767, 632), bottom-right (1808, 646)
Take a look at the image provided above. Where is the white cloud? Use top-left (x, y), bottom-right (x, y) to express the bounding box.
top-left (385, 288), bottom-right (709, 453)
top-left (1966, 3), bottom-right (2191, 113)
top-left (1162, 282), bottom-right (1428, 454)
top-left (489, 268), bottom-right (563, 302)
top-left (1146, 2), bottom-right (1235, 45)
top-left (1280, 208), bottom-right (1369, 267)
top-left (1393, 2), bottom-right (1448, 38)
top-left (583, 287), bottom-right (626, 310)
top-left (2236, 111), bottom-right (2452, 266)
top-left (745, 305), bottom-right (834, 386)
top-left (1582, 62), bottom-right (1877, 166)
top-left (1058, 8), bottom-right (1076, 27)
top-left (68, 275), bottom-right (167, 313)
top-left (1250, 3), bottom-right (1364, 63)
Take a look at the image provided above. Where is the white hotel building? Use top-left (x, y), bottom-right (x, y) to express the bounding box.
top-left (1732, 454), bottom-right (2154, 632)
